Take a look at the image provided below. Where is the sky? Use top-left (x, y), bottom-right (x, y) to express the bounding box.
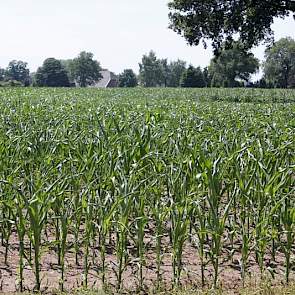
top-left (0, 0), bottom-right (294, 76)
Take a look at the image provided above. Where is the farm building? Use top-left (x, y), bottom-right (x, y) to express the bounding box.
top-left (95, 70), bottom-right (118, 88)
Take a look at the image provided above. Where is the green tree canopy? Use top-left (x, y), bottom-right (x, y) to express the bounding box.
top-left (263, 37), bottom-right (295, 88)
top-left (166, 59), bottom-right (187, 87)
top-left (71, 51), bottom-right (102, 87)
top-left (139, 51), bottom-right (164, 87)
top-left (180, 65), bottom-right (206, 87)
top-left (60, 59), bottom-right (76, 85)
top-left (209, 43), bottom-right (259, 87)
top-left (35, 58), bottom-right (70, 87)
top-left (5, 60), bottom-right (30, 86)
top-left (159, 58), bottom-right (169, 87)
top-left (203, 67), bottom-right (212, 87)
top-left (139, 52), bottom-right (188, 87)
top-left (168, 0), bottom-right (295, 53)
top-left (118, 69), bottom-right (138, 87)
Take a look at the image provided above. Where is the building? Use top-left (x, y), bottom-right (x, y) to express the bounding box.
top-left (95, 70), bottom-right (118, 88)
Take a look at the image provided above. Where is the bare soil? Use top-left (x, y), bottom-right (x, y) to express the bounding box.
top-left (0, 229), bottom-right (293, 294)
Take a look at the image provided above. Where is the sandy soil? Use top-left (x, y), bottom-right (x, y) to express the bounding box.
top-left (0, 228), bottom-right (293, 294)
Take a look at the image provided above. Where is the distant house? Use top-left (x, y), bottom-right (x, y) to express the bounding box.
top-left (95, 70), bottom-right (118, 88)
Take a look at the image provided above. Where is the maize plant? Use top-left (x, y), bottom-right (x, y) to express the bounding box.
top-left (0, 87), bottom-right (294, 293)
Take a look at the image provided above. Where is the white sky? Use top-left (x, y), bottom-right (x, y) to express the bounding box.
top-left (0, 0), bottom-right (294, 76)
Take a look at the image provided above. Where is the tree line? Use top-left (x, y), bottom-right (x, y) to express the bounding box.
top-left (0, 37), bottom-right (294, 88)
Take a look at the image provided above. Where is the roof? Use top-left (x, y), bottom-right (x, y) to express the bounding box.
top-left (95, 70), bottom-right (118, 88)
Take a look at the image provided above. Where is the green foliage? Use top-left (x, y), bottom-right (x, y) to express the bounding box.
top-left (167, 59), bottom-right (187, 87)
top-left (253, 77), bottom-right (268, 89)
top-left (70, 51), bottom-right (102, 87)
top-left (5, 60), bottom-right (30, 86)
top-left (139, 51), bottom-right (164, 87)
top-left (0, 68), bottom-right (5, 81)
top-left (263, 37), bottom-right (295, 88)
top-left (180, 65), bottom-right (205, 87)
top-left (209, 43), bottom-right (259, 87)
top-left (159, 58), bottom-right (169, 87)
top-left (60, 59), bottom-right (76, 85)
top-left (139, 52), bottom-right (187, 87)
top-left (202, 67), bottom-right (211, 87)
top-left (0, 88), bottom-right (294, 293)
top-left (0, 80), bottom-right (23, 87)
top-left (118, 69), bottom-right (138, 87)
top-left (168, 0), bottom-right (295, 53)
top-left (35, 58), bottom-right (70, 87)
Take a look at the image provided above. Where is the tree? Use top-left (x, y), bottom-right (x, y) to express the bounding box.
top-left (5, 60), bottom-right (30, 86)
top-left (166, 59), bottom-right (187, 87)
top-left (60, 59), bottom-right (76, 85)
top-left (35, 58), bottom-right (70, 87)
top-left (168, 0), bottom-right (295, 53)
top-left (139, 51), bottom-right (164, 87)
top-left (263, 37), bottom-right (295, 88)
top-left (118, 69), bottom-right (138, 87)
top-left (0, 68), bottom-right (5, 81)
top-left (252, 77), bottom-right (268, 88)
top-left (203, 67), bottom-right (212, 87)
top-left (209, 43), bottom-right (259, 87)
top-left (139, 53), bottom-right (188, 87)
top-left (180, 65), bottom-right (206, 87)
top-left (159, 58), bottom-right (170, 87)
top-left (71, 51), bottom-right (102, 87)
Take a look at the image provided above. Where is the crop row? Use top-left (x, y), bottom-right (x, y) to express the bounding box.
top-left (0, 88), bottom-right (294, 293)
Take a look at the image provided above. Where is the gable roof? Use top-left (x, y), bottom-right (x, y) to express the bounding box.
top-left (95, 70), bottom-right (118, 88)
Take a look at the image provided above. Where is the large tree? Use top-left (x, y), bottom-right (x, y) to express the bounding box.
top-left (209, 43), bottom-right (259, 87)
top-left (71, 51), bottom-right (102, 87)
top-left (60, 59), bottom-right (76, 85)
top-left (167, 59), bottom-right (187, 87)
top-left (159, 58), bottom-right (169, 87)
top-left (263, 37), bottom-right (295, 88)
top-left (139, 51), bottom-right (164, 87)
top-left (203, 67), bottom-right (212, 87)
top-left (35, 58), bottom-right (70, 87)
top-left (5, 60), bottom-right (30, 86)
top-left (118, 69), bottom-right (138, 87)
top-left (139, 52), bottom-right (187, 87)
top-left (168, 0), bottom-right (295, 53)
top-left (180, 65), bottom-right (206, 87)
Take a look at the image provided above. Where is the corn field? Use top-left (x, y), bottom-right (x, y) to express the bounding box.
top-left (0, 88), bottom-right (294, 293)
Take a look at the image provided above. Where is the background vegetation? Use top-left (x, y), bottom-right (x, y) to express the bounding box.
top-left (0, 37), bottom-right (294, 89)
